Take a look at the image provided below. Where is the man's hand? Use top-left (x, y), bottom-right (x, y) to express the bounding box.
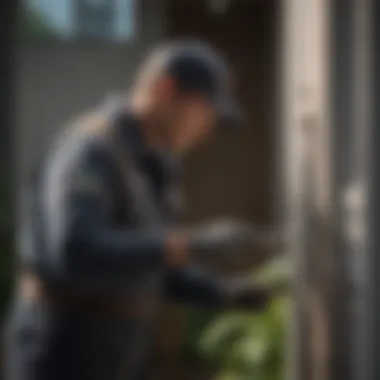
top-left (163, 219), bottom-right (287, 268)
top-left (165, 230), bottom-right (189, 268)
top-left (189, 218), bottom-right (285, 255)
top-left (164, 220), bottom-right (261, 268)
top-left (224, 280), bottom-right (270, 310)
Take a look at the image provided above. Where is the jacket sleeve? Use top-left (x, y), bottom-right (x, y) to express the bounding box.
top-left (164, 266), bottom-right (227, 308)
top-left (39, 140), bottom-right (166, 287)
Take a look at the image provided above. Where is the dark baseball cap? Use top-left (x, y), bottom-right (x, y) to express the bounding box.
top-left (146, 40), bottom-right (244, 126)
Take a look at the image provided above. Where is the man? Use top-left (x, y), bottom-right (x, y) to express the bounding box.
top-left (6, 40), bottom-right (277, 380)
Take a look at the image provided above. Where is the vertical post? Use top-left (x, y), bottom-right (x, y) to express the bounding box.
top-left (0, 0), bottom-right (16, 170)
top-left (282, 0), bottom-right (332, 379)
top-left (342, 0), bottom-right (373, 379)
top-left (0, 0), bottom-right (17, 373)
top-left (302, 3), bottom-right (333, 380)
top-left (0, 0), bottom-right (17, 308)
top-left (282, 0), bottom-right (310, 379)
top-left (328, 1), bottom-right (354, 380)
top-left (365, 0), bottom-right (378, 379)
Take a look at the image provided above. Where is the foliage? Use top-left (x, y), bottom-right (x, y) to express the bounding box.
top-left (186, 256), bottom-right (292, 380)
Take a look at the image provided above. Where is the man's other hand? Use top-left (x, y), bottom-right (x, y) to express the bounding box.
top-left (165, 230), bottom-right (189, 268)
top-left (189, 218), bottom-right (285, 255)
top-left (225, 279), bottom-right (270, 310)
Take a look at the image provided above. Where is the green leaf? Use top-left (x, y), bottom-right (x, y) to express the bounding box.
top-left (191, 257), bottom-right (292, 380)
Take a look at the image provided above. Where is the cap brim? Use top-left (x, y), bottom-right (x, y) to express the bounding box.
top-left (215, 97), bottom-right (245, 127)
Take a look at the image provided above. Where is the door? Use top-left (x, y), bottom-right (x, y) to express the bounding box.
top-left (156, 1), bottom-right (280, 379)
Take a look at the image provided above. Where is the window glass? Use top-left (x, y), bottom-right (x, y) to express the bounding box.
top-left (20, 0), bottom-right (137, 43)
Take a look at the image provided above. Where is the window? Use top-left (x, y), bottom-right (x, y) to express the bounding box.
top-left (20, 0), bottom-right (137, 43)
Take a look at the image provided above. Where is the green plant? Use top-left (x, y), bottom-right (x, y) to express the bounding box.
top-left (193, 257), bottom-right (292, 380)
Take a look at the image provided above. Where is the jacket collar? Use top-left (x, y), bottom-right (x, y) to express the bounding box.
top-left (100, 95), bottom-right (180, 180)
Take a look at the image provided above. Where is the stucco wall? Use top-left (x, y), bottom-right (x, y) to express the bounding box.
top-left (14, 0), bottom-right (165, 193)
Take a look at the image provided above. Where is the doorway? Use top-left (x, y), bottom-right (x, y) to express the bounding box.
top-left (156, 2), bottom-right (282, 380)
top-left (166, 0), bottom-right (280, 230)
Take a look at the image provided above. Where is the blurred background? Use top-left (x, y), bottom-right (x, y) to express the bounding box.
top-left (0, 0), bottom-right (378, 379)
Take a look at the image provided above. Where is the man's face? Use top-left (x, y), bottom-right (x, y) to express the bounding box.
top-left (152, 77), bottom-right (217, 153)
top-left (170, 94), bottom-right (217, 153)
